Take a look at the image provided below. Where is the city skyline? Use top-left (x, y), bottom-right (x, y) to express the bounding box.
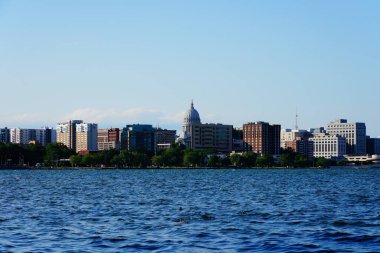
top-left (1, 1), bottom-right (380, 135)
top-left (0, 101), bottom-right (377, 138)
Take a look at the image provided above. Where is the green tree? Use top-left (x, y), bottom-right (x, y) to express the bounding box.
top-left (315, 157), bottom-right (331, 168)
top-left (294, 155), bottom-right (309, 167)
top-left (81, 154), bottom-right (96, 167)
top-left (152, 155), bottom-right (164, 166)
top-left (337, 160), bottom-right (347, 166)
top-left (230, 153), bottom-right (241, 166)
top-left (240, 152), bottom-right (257, 167)
top-left (207, 155), bottom-right (221, 167)
top-left (111, 153), bottom-right (124, 167)
top-left (183, 149), bottom-right (200, 167)
top-left (24, 144), bottom-right (45, 166)
top-left (45, 143), bottom-right (75, 166)
top-left (131, 151), bottom-right (150, 167)
top-left (280, 153), bottom-right (295, 167)
top-left (256, 155), bottom-right (274, 167)
top-left (161, 144), bottom-right (185, 166)
top-left (70, 155), bottom-right (82, 167)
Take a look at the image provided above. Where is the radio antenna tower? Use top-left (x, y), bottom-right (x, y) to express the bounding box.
top-left (295, 108), bottom-right (299, 130)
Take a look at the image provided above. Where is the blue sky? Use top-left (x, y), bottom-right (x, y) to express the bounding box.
top-left (0, 0), bottom-right (379, 136)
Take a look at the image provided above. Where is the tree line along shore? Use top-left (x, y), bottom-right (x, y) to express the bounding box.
top-left (0, 142), bottom-right (364, 169)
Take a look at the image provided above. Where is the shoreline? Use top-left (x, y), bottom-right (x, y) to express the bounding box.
top-left (1, 165), bottom-right (379, 170)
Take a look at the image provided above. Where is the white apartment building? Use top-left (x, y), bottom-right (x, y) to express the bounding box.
top-left (10, 128), bottom-right (35, 144)
top-left (76, 123), bottom-right (98, 152)
top-left (326, 119), bottom-right (366, 155)
top-left (9, 128), bottom-right (54, 146)
top-left (310, 133), bottom-right (346, 159)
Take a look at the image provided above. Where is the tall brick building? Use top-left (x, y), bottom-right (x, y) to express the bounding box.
top-left (243, 122), bottom-right (281, 155)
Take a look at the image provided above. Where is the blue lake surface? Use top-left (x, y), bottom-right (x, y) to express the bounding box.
top-left (0, 168), bottom-right (380, 252)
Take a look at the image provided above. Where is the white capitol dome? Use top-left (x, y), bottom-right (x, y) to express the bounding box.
top-left (177, 101), bottom-right (201, 146)
top-left (183, 100), bottom-right (201, 126)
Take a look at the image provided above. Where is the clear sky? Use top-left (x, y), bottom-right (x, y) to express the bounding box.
top-left (0, 0), bottom-right (379, 136)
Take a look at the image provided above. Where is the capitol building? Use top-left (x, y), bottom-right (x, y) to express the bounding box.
top-left (178, 100), bottom-right (201, 147)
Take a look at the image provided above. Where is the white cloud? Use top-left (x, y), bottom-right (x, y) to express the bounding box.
top-left (63, 108), bottom-right (160, 123)
top-left (0, 108), bottom-right (189, 129)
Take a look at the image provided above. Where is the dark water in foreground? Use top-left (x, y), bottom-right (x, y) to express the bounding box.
top-left (0, 168), bottom-right (380, 252)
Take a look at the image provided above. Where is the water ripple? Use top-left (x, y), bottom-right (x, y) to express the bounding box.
top-left (0, 168), bottom-right (380, 252)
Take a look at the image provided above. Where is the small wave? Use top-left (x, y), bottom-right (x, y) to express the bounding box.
top-left (332, 219), bottom-right (379, 227)
top-left (119, 243), bottom-right (161, 250)
top-left (196, 232), bottom-right (210, 238)
top-left (200, 213), bottom-right (215, 221)
top-left (335, 234), bottom-right (379, 243)
top-left (174, 217), bottom-right (189, 224)
top-left (106, 237), bottom-right (127, 243)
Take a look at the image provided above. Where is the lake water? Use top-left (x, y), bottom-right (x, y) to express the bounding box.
top-left (0, 168), bottom-right (379, 252)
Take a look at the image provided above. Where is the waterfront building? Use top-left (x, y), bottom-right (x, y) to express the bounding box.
top-left (280, 129), bottom-right (311, 149)
top-left (326, 119), bottom-right (366, 155)
top-left (10, 128), bottom-right (36, 145)
top-left (9, 127), bottom-right (53, 146)
top-left (35, 127), bottom-right (54, 146)
top-left (76, 123), bottom-right (98, 152)
top-left (156, 128), bottom-right (176, 150)
top-left (178, 101), bottom-right (201, 148)
top-left (366, 136), bottom-right (380, 156)
top-left (0, 127), bottom-right (10, 143)
top-left (97, 128), bottom-right (121, 151)
top-left (232, 128), bottom-right (244, 152)
top-left (243, 122), bottom-right (281, 155)
top-left (56, 120), bottom-right (83, 151)
top-left (108, 128), bottom-right (120, 142)
top-left (283, 137), bottom-right (314, 160)
top-left (97, 129), bottom-right (108, 143)
top-left (121, 124), bottom-right (156, 153)
top-left (309, 133), bottom-right (346, 159)
top-left (189, 123), bottom-right (233, 153)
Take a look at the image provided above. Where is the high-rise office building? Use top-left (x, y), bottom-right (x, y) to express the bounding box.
top-left (326, 119), bottom-right (366, 155)
top-left (243, 122), bottom-right (281, 155)
top-left (121, 124), bottom-right (156, 153)
top-left (155, 128), bottom-right (176, 150)
top-left (0, 128), bottom-right (10, 143)
top-left (189, 123), bottom-right (233, 153)
top-left (232, 128), bottom-right (244, 152)
top-left (35, 127), bottom-right (54, 146)
top-left (366, 136), bottom-right (380, 156)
